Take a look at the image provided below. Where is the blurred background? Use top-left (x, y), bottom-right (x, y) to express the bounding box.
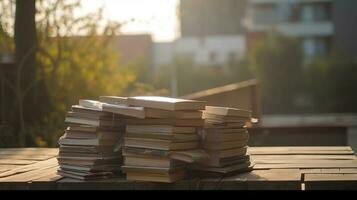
top-left (1, 0), bottom-right (357, 151)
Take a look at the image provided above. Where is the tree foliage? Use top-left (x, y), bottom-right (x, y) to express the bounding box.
top-left (248, 32), bottom-right (303, 114)
top-left (0, 0), bottom-right (158, 147)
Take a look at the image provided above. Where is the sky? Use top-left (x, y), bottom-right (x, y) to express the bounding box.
top-left (78, 0), bottom-right (180, 42)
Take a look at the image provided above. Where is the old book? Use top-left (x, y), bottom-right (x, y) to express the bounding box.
top-left (204, 122), bottom-right (246, 128)
top-left (78, 99), bottom-right (104, 110)
top-left (71, 105), bottom-right (105, 115)
top-left (59, 164), bottom-right (121, 172)
top-left (203, 139), bottom-right (248, 150)
top-left (200, 130), bottom-right (249, 143)
top-left (57, 169), bottom-right (115, 180)
top-left (205, 146), bottom-right (248, 158)
top-left (102, 103), bottom-right (145, 118)
top-left (124, 137), bottom-right (198, 151)
top-left (58, 136), bottom-right (120, 146)
top-left (67, 125), bottom-right (124, 133)
top-left (205, 128), bottom-right (247, 134)
top-left (66, 111), bottom-right (123, 121)
top-left (199, 154), bottom-right (250, 167)
top-left (123, 168), bottom-right (186, 183)
top-left (204, 106), bottom-right (252, 118)
top-left (169, 149), bottom-right (209, 163)
top-left (57, 157), bottom-right (122, 166)
top-left (126, 132), bottom-right (199, 142)
top-left (65, 116), bottom-right (125, 128)
top-left (103, 104), bottom-right (202, 119)
top-left (59, 145), bottom-right (118, 154)
top-left (126, 125), bottom-right (196, 134)
top-left (121, 165), bottom-right (177, 173)
top-left (127, 96), bottom-right (206, 111)
top-left (64, 130), bottom-right (123, 140)
top-left (123, 147), bottom-right (170, 158)
top-left (203, 113), bottom-right (250, 123)
top-left (124, 155), bottom-right (184, 168)
top-left (58, 151), bottom-right (119, 158)
top-left (124, 118), bottom-right (204, 127)
top-left (99, 96), bottom-right (129, 105)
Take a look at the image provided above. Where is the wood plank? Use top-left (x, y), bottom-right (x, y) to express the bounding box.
top-left (251, 155), bottom-right (356, 160)
top-left (0, 165), bottom-right (19, 173)
top-left (0, 166), bottom-right (58, 182)
top-left (0, 159), bottom-right (36, 165)
top-left (248, 150), bottom-right (354, 155)
top-left (304, 174), bottom-right (357, 190)
top-left (0, 158), bottom-right (58, 178)
top-left (301, 168), bottom-right (357, 174)
top-left (0, 148), bottom-right (58, 156)
top-left (252, 159), bottom-right (357, 164)
top-left (254, 163), bottom-right (357, 169)
top-left (225, 169), bottom-right (301, 181)
top-left (249, 146), bottom-right (352, 152)
top-left (0, 154), bottom-right (56, 161)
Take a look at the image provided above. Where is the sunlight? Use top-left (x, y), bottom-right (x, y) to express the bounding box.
top-left (78, 0), bottom-right (179, 42)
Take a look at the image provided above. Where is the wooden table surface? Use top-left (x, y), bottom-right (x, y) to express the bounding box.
top-left (0, 146), bottom-right (356, 190)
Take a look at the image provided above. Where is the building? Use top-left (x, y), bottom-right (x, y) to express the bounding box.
top-left (244, 0), bottom-right (357, 60)
top-left (244, 0), bottom-right (334, 60)
top-left (152, 35), bottom-right (246, 68)
top-left (180, 0), bottom-right (247, 37)
top-left (111, 34), bottom-right (152, 66)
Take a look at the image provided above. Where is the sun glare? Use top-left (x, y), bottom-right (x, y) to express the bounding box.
top-left (78, 0), bottom-right (179, 42)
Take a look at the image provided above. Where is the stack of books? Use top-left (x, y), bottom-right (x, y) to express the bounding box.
top-left (101, 96), bottom-right (207, 183)
top-left (194, 106), bottom-right (253, 176)
top-left (56, 100), bottom-right (127, 180)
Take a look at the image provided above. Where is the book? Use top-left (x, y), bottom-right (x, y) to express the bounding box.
top-left (66, 111), bottom-right (122, 121)
top-left (205, 146), bottom-right (248, 158)
top-left (102, 103), bottom-right (146, 118)
top-left (122, 167), bottom-right (186, 183)
top-left (126, 125), bottom-right (196, 134)
top-left (127, 96), bottom-right (206, 111)
top-left (200, 130), bottom-right (249, 143)
top-left (99, 96), bottom-right (129, 105)
top-left (57, 169), bottom-right (115, 180)
top-left (126, 132), bottom-right (199, 142)
top-left (59, 145), bottom-right (118, 154)
top-left (78, 99), bottom-right (104, 110)
top-left (123, 147), bottom-right (170, 158)
top-left (65, 116), bottom-right (125, 128)
top-left (203, 139), bottom-right (248, 150)
top-left (67, 125), bottom-right (124, 133)
top-left (124, 118), bottom-right (204, 127)
top-left (57, 157), bottom-right (122, 166)
top-left (59, 164), bottom-right (121, 172)
top-left (198, 154), bottom-right (250, 167)
top-left (204, 106), bottom-right (252, 118)
top-left (58, 136), bottom-right (121, 146)
top-left (203, 113), bottom-right (250, 123)
top-left (124, 155), bottom-right (184, 168)
top-left (64, 130), bottom-right (123, 140)
top-left (103, 104), bottom-right (202, 119)
top-left (169, 149), bottom-right (209, 163)
top-left (124, 137), bottom-right (198, 151)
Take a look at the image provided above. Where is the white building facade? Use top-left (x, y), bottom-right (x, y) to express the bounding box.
top-left (152, 35), bottom-right (246, 68)
top-left (244, 0), bottom-right (334, 60)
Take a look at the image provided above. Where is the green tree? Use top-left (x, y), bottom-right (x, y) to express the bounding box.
top-left (248, 32), bottom-right (303, 114)
top-left (304, 52), bottom-right (357, 113)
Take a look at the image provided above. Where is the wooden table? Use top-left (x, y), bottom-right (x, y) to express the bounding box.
top-left (0, 146), bottom-right (356, 190)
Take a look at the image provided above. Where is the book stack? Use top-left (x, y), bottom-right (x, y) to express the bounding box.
top-left (56, 100), bottom-right (127, 180)
top-left (194, 106), bottom-right (253, 176)
top-left (99, 96), bottom-right (207, 183)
